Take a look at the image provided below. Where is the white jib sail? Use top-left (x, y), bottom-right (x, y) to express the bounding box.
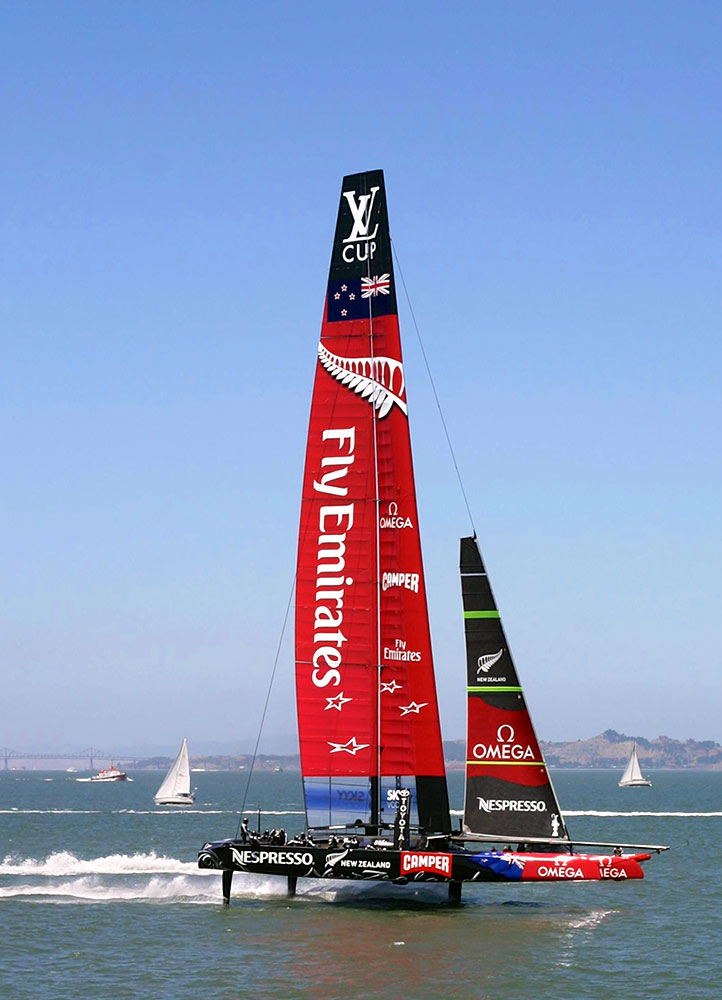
top-left (155, 739), bottom-right (191, 801)
top-left (620, 744), bottom-right (647, 785)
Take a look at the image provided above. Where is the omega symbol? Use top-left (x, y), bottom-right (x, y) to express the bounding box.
top-left (496, 724), bottom-right (515, 743)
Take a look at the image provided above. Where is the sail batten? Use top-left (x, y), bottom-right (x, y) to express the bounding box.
top-left (295, 170), bottom-right (449, 833)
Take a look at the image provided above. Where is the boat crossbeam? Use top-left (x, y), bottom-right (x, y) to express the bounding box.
top-left (452, 833), bottom-right (669, 854)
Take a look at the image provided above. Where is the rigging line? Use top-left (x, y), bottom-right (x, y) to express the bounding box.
top-left (392, 239), bottom-right (477, 539)
top-left (365, 190), bottom-right (383, 831)
top-left (236, 571), bottom-right (296, 837)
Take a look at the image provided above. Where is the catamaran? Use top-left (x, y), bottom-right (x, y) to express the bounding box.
top-left (619, 743), bottom-right (652, 787)
top-left (198, 169), bottom-right (667, 902)
top-left (154, 738), bottom-right (196, 805)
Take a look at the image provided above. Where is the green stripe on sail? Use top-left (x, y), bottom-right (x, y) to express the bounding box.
top-left (466, 760), bottom-right (546, 767)
top-left (463, 610), bottom-right (501, 619)
top-left (467, 686), bottom-right (522, 693)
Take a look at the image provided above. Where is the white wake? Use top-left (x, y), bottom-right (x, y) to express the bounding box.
top-left (563, 810), bottom-right (722, 818)
top-left (0, 850), bottom-right (221, 904)
top-left (0, 875), bottom-right (219, 904)
top-left (0, 850), bottom-right (335, 905)
top-left (0, 850), bottom-right (449, 906)
top-left (0, 851), bottom-right (199, 876)
top-left (0, 808), bottom-right (304, 816)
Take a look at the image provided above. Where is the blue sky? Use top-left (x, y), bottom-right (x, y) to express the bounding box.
top-left (2, 1), bottom-right (720, 753)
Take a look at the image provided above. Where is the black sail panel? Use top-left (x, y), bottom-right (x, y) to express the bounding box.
top-left (460, 536), bottom-right (569, 842)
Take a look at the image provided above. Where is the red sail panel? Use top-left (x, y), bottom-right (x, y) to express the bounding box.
top-left (375, 360), bottom-right (445, 781)
top-left (295, 171), bottom-right (447, 830)
top-left (296, 316), bottom-right (378, 777)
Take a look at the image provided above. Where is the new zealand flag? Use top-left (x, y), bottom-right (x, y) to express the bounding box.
top-left (326, 274), bottom-right (394, 323)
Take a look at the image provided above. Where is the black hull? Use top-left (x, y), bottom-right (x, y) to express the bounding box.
top-left (198, 838), bottom-right (649, 893)
top-left (200, 839), bottom-right (480, 885)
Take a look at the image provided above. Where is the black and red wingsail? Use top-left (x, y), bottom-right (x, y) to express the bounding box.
top-left (460, 536), bottom-right (568, 842)
top-left (295, 170), bottom-right (450, 834)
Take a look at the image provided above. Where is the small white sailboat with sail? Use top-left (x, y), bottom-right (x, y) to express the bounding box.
top-left (154, 738), bottom-right (196, 805)
top-left (619, 743), bottom-right (652, 787)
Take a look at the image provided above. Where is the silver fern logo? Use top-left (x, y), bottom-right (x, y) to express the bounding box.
top-left (477, 648), bottom-right (503, 678)
top-left (318, 343), bottom-right (407, 419)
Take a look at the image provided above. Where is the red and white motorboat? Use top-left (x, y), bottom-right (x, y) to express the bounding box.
top-left (89, 764), bottom-right (127, 782)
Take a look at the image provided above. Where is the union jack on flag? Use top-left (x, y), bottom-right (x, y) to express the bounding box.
top-left (361, 273), bottom-right (391, 298)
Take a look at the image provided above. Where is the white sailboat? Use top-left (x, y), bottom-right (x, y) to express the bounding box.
top-left (154, 739), bottom-right (196, 805)
top-left (619, 743), bottom-right (652, 787)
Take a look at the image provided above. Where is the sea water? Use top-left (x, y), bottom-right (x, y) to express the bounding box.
top-left (1, 769), bottom-right (720, 999)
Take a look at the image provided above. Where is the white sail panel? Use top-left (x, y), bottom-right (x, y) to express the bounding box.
top-left (155, 739), bottom-right (193, 802)
top-left (619, 744), bottom-right (651, 787)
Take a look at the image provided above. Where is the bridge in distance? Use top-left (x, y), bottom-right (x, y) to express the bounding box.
top-left (0, 747), bottom-right (156, 769)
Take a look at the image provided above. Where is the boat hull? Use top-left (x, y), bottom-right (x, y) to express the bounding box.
top-left (198, 839), bottom-right (649, 884)
top-left (154, 795), bottom-right (195, 805)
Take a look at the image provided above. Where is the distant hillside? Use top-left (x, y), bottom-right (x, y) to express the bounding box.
top-left (186, 753), bottom-right (300, 773)
top-left (12, 731), bottom-right (719, 771)
top-left (542, 730), bottom-right (722, 769)
top-left (126, 731), bottom-right (722, 772)
top-left (444, 730), bottom-right (722, 770)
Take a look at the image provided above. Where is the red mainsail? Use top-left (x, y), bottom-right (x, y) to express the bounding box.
top-left (295, 170), bottom-right (449, 833)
